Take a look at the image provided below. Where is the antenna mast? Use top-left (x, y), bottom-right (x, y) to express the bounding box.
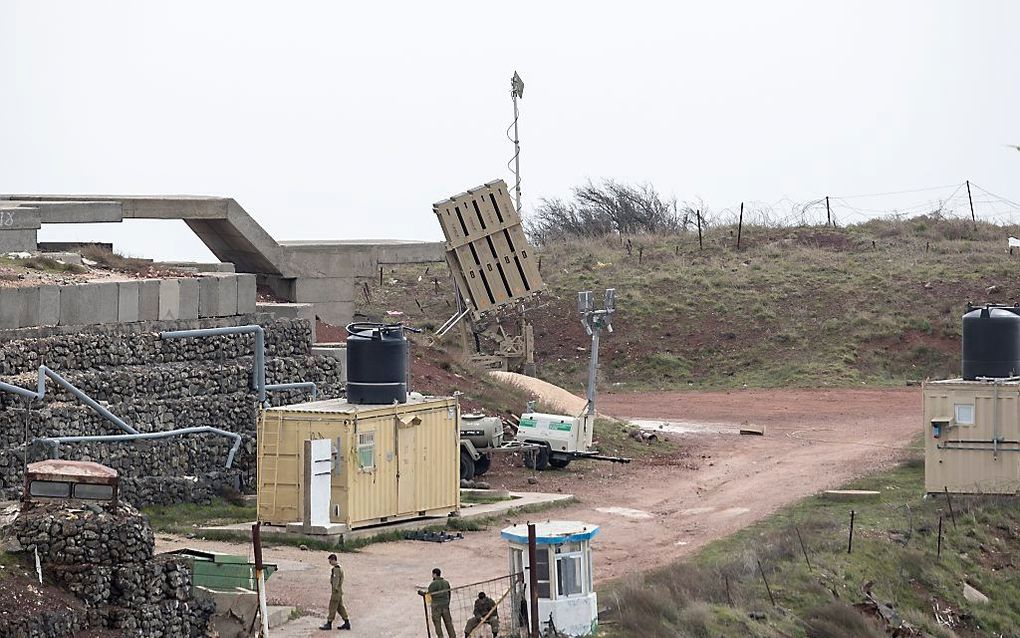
top-left (509, 71), bottom-right (524, 214)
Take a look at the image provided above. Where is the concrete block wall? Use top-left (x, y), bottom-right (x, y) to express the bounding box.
top-left (0, 273), bottom-right (258, 330)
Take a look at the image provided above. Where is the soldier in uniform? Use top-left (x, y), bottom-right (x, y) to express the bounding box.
top-left (319, 554), bottom-right (351, 631)
top-left (423, 567), bottom-right (456, 638)
top-left (464, 591), bottom-right (499, 637)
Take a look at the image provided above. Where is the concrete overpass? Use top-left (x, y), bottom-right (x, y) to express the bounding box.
top-left (0, 195), bottom-right (444, 325)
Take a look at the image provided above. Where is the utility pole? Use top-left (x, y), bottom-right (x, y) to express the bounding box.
top-left (510, 71), bottom-right (525, 214)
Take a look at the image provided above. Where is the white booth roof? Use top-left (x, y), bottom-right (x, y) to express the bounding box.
top-left (501, 521), bottom-right (600, 545)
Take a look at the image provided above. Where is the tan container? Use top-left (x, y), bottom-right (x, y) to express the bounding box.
top-left (924, 379), bottom-right (1020, 494)
top-left (257, 395), bottom-right (460, 528)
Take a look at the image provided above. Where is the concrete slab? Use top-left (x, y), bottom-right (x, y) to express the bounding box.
top-left (199, 274), bottom-right (238, 317)
top-left (138, 280), bottom-right (160, 321)
top-left (158, 279), bottom-right (180, 320)
top-left (38, 252), bottom-right (83, 266)
top-left (291, 277), bottom-right (356, 303)
top-left (178, 278), bottom-right (200, 320)
top-left (307, 300), bottom-right (354, 327)
top-left (198, 491), bottom-right (573, 544)
top-left (0, 289), bottom-right (22, 329)
top-left (0, 207), bottom-right (42, 230)
top-left (117, 281), bottom-right (140, 323)
top-left (58, 283), bottom-right (93, 326)
top-left (93, 282), bottom-right (119, 324)
top-left (236, 273), bottom-right (256, 315)
top-left (38, 285), bottom-right (59, 326)
top-left (0, 229), bottom-right (38, 252)
top-left (16, 287), bottom-right (40, 328)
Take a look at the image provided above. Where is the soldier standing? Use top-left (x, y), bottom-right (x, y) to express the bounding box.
top-left (319, 554), bottom-right (351, 631)
top-left (464, 591), bottom-right (499, 637)
top-left (424, 567), bottom-right (456, 638)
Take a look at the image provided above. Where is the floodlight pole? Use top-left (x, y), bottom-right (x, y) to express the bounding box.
top-left (579, 289), bottom-right (616, 419)
top-left (511, 72), bottom-right (523, 214)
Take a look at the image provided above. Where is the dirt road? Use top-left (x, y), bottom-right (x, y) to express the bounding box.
top-left (157, 387), bottom-right (920, 637)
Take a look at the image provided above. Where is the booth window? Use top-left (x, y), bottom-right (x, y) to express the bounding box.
top-left (555, 543), bottom-right (584, 597)
top-left (535, 548), bottom-right (551, 598)
top-left (357, 431), bottom-right (375, 470)
top-left (954, 404), bottom-right (975, 426)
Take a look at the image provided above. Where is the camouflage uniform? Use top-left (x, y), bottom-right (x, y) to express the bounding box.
top-left (327, 564), bottom-right (349, 623)
top-left (464, 594), bottom-right (499, 637)
top-left (427, 576), bottom-right (455, 637)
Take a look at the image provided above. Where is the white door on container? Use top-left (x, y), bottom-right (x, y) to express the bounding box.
top-left (397, 423), bottom-right (417, 514)
top-left (306, 439), bottom-right (333, 528)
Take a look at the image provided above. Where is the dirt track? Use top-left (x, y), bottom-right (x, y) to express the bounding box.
top-left (157, 387), bottom-right (920, 637)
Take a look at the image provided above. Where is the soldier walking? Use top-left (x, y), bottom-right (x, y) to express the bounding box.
top-left (464, 591), bottom-right (499, 637)
top-left (319, 554), bottom-right (351, 631)
top-left (424, 567), bottom-right (456, 638)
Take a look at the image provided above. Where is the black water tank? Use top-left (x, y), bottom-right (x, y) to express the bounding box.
top-left (346, 323), bottom-right (409, 404)
top-left (962, 305), bottom-right (1020, 380)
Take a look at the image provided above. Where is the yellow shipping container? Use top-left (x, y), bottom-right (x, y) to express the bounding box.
top-left (924, 379), bottom-right (1020, 494)
top-left (257, 395), bottom-right (461, 528)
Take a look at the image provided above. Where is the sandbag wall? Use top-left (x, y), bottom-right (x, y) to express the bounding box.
top-left (0, 316), bottom-right (343, 505)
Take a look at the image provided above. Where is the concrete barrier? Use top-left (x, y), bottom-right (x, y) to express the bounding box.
top-left (199, 274), bottom-right (238, 318)
top-left (1, 275), bottom-right (257, 331)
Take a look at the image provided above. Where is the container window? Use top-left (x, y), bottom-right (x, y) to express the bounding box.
top-left (29, 480), bottom-right (71, 498)
top-left (357, 431), bottom-right (375, 470)
top-left (535, 547), bottom-right (551, 598)
top-left (556, 552), bottom-right (583, 597)
top-left (72, 483), bottom-right (114, 500)
top-left (954, 404), bottom-right (975, 426)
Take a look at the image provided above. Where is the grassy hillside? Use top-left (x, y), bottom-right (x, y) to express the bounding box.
top-left (600, 457), bottom-right (1020, 637)
top-left (361, 217), bottom-right (1017, 394)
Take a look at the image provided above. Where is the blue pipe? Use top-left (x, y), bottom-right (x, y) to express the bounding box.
top-left (160, 325), bottom-right (317, 405)
top-left (37, 426), bottom-right (244, 469)
top-left (0, 366), bottom-right (138, 434)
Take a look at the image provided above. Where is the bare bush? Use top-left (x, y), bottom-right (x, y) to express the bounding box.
top-left (526, 180), bottom-right (682, 244)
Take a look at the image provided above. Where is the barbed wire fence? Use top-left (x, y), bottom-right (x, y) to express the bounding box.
top-left (526, 179), bottom-right (1020, 247)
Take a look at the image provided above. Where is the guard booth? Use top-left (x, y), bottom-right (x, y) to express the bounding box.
top-left (501, 521), bottom-right (599, 637)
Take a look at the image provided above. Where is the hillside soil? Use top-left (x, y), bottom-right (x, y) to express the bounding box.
top-left (156, 387), bottom-right (917, 637)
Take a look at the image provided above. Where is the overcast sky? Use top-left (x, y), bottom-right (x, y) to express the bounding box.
top-left (2, 1), bottom-right (1019, 260)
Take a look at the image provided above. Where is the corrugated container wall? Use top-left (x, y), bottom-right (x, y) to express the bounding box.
top-left (924, 379), bottom-right (1020, 494)
top-left (257, 396), bottom-right (460, 528)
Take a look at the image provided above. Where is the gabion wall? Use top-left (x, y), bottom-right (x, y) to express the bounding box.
top-left (2, 501), bottom-right (214, 637)
top-left (0, 316), bottom-right (343, 506)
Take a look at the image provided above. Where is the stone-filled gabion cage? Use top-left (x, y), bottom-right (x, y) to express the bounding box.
top-left (0, 315), bottom-right (343, 507)
top-left (1, 500), bottom-right (214, 636)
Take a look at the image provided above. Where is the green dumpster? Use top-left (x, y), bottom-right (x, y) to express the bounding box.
top-left (164, 548), bottom-right (278, 592)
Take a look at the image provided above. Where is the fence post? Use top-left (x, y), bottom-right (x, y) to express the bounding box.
top-left (967, 180), bottom-right (976, 229)
top-left (696, 209), bottom-right (703, 250)
top-left (379, 266), bottom-right (383, 286)
top-left (638, 246), bottom-right (643, 264)
top-left (422, 592), bottom-right (433, 638)
top-left (937, 514), bottom-right (943, 558)
top-left (756, 559), bottom-right (776, 607)
top-left (724, 573), bottom-right (733, 606)
top-left (826, 196), bottom-right (831, 227)
top-left (795, 526), bottom-right (812, 569)
top-left (847, 510), bottom-right (855, 554)
top-left (736, 202), bottom-right (744, 250)
top-left (527, 523), bottom-right (540, 638)
top-left (944, 486), bottom-right (957, 529)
